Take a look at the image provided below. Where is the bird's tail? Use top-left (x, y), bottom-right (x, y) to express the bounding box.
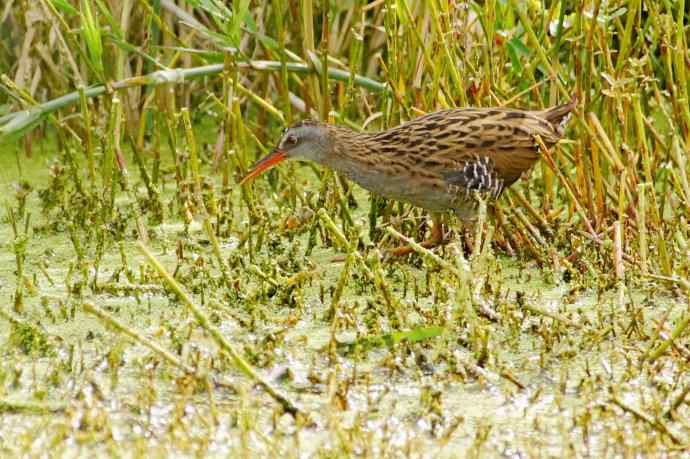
top-left (540, 96), bottom-right (577, 135)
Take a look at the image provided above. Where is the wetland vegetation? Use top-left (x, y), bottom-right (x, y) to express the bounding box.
top-left (1, 0), bottom-right (690, 457)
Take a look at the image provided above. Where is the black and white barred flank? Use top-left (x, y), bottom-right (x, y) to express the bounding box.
top-left (443, 156), bottom-right (504, 199)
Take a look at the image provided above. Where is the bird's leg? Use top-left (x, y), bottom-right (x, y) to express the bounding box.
top-left (386, 213), bottom-right (447, 258)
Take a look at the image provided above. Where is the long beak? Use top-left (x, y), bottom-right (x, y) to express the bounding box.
top-left (239, 149), bottom-right (287, 185)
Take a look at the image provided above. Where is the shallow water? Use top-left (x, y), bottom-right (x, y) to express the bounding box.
top-left (0, 132), bottom-right (688, 458)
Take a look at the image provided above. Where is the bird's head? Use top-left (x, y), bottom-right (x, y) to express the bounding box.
top-left (239, 120), bottom-right (331, 185)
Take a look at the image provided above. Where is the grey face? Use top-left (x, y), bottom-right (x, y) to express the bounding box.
top-left (277, 123), bottom-right (329, 163)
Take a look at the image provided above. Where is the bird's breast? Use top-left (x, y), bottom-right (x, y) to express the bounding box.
top-left (330, 158), bottom-right (462, 214)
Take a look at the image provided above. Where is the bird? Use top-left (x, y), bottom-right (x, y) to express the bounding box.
top-left (240, 98), bottom-right (576, 256)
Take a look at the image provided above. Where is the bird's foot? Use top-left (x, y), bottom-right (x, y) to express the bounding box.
top-left (384, 222), bottom-right (448, 259)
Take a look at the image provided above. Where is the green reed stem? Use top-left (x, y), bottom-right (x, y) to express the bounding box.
top-left (317, 208), bottom-right (373, 280)
top-left (78, 86), bottom-right (96, 185)
top-left (181, 108), bottom-right (231, 282)
top-left (0, 62), bottom-right (386, 140)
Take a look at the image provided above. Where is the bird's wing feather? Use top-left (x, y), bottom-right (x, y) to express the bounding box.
top-left (422, 109), bottom-right (563, 185)
top-left (365, 106), bottom-right (571, 186)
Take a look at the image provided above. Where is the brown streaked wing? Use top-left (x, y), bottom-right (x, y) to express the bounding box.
top-left (420, 108), bottom-right (563, 185)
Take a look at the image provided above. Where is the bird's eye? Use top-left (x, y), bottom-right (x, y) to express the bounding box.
top-left (285, 135), bottom-right (298, 146)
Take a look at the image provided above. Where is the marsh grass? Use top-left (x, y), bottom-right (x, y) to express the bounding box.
top-left (1, 0), bottom-right (690, 456)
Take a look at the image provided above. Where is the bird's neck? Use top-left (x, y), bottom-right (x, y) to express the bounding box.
top-left (317, 127), bottom-right (394, 187)
top-left (320, 126), bottom-right (375, 168)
